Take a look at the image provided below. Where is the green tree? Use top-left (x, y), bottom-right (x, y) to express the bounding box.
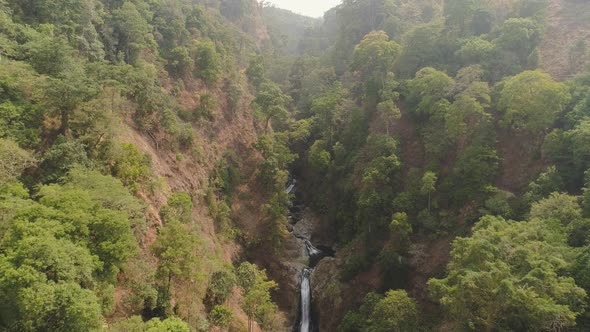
top-left (493, 18), bottom-right (542, 69)
top-left (396, 21), bottom-right (450, 77)
top-left (209, 305), bottom-right (233, 330)
top-left (429, 215), bottom-right (586, 331)
top-left (530, 192), bottom-right (582, 226)
top-left (195, 40), bottom-right (221, 85)
top-left (160, 192), bottom-right (193, 223)
top-left (406, 67), bottom-right (454, 116)
top-left (456, 37), bottom-right (494, 66)
top-left (205, 270), bottom-right (236, 308)
top-left (39, 71), bottom-right (99, 136)
top-left (351, 31), bottom-right (402, 86)
top-left (145, 317), bottom-right (190, 332)
top-left (111, 2), bottom-right (154, 65)
top-left (0, 138), bottom-right (35, 185)
top-left (420, 171), bottom-right (437, 212)
top-left (308, 140), bottom-right (331, 174)
top-left (23, 30), bottom-right (73, 76)
top-left (377, 99), bottom-right (400, 136)
top-left (498, 71), bottom-right (570, 133)
top-left (110, 143), bottom-right (152, 192)
top-left (310, 82), bottom-right (347, 144)
top-left (109, 316), bottom-right (190, 332)
top-left (0, 170), bottom-right (141, 330)
top-left (151, 220), bottom-right (201, 309)
top-left (246, 54), bottom-right (265, 88)
top-left (367, 290), bottom-right (419, 332)
top-left (252, 81), bottom-right (291, 133)
top-left (236, 262), bottom-right (278, 332)
top-left (389, 212), bottom-right (412, 251)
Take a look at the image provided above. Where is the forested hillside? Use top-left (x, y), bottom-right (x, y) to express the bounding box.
top-left (0, 0), bottom-right (289, 331)
top-left (259, 0), bottom-right (590, 331)
top-left (2, 0), bottom-right (590, 331)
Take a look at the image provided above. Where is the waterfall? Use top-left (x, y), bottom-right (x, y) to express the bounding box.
top-left (300, 268), bottom-right (312, 332)
top-left (305, 240), bottom-right (321, 256)
top-left (288, 176), bottom-right (332, 332)
top-left (286, 179), bottom-right (296, 194)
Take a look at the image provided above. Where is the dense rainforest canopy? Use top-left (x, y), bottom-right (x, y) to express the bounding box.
top-left (1, 0), bottom-right (590, 331)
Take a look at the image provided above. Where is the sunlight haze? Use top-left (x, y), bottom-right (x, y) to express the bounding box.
top-left (267, 0), bottom-right (341, 17)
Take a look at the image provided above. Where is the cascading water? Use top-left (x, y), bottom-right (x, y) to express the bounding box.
top-left (299, 268), bottom-right (312, 332)
top-left (305, 240), bottom-right (321, 256)
top-left (286, 177), bottom-right (333, 332)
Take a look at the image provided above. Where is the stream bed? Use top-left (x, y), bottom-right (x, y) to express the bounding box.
top-left (286, 179), bottom-right (334, 332)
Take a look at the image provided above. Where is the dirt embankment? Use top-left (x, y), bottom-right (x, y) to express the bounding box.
top-left (109, 72), bottom-right (270, 330)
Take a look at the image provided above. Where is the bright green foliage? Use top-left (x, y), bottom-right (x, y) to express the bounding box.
top-left (236, 262), bottom-right (278, 332)
top-left (338, 290), bottom-right (419, 332)
top-left (63, 167), bottom-right (145, 238)
top-left (456, 37), bottom-right (494, 66)
top-left (111, 2), bottom-right (154, 65)
top-left (389, 212), bottom-right (412, 251)
top-left (308, 140), bottom-right (332, 174)
top-left (254, 134), bottom-right (296, 188)
top-left (309, 82), bottom-right (347, 143)
top-left (445, 95), bottom-right (490, 142)
top-left (447, 146), bottom-right (499, 205)
top-left (37, 183), bottom-right (139, 280)
top-left (498, 71), bottom-right (570, 132)
top-left (0, 64), bottom-right (43, 148)
top-left (0, 169), bottom-right (140, 331)
top-left (145, 317), bottom-right (190, 332)
top-left (151, 220), bottom-right (201, 285)
top-left (160, 192), bottom-right (193, 223)
top-left (209, 305), bottom-right (233, 329)
top-left (262, 184), bottom-right (291, 250)
top-left (195, 40), bottom-right (221, 85)
top-left (193, 92), bottom-right (217, 121)
top-left (523, 166), bottom-right (564, 205)
top-left (110, 143), bottom-right (152, 192)
top-left (406, 67), bottom-right (454, 116)
top-left (109, 316), bottom-right (190, 332)
top-left (493, 18), bottom-right (542, 67)
top-left (481, 186), bottom-right (515, 218)
top-left (351, 31), bottom-right (402, 85)
top-left (39, 71), bottom-right (99, 136)
top-left (23, 31), bottom-right (74, 77)
top-left (420, 171), bottom-right (437, 212)
top-left (429, 215), bottom-right (586, 331)
top-left (530, 192), bottom-right (582, 226)
top-left (205, 269), bottom-right (236, 307)
top-left (0, 138), bottom-right (35, 185)
top-left (367, 290), bottom-right (419, 332)
top-left (357, 138), bottom-right (402, 236)
top-left (253, 81), bottom-right (291, 132)
top-left (246, 54), bottom-right (265, 88)
top-left (396, 22), bottom-right (450, 77)
top-left (168, 46), bottom-right (193, 78)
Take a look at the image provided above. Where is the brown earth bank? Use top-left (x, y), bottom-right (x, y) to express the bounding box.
top-left (106, 65), bottom-right (274, 329)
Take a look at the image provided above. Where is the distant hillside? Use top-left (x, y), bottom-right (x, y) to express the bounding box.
top-left (262, 5), bottom-right (321, 56)
top-left (540, 0), bottom-right (590, 79)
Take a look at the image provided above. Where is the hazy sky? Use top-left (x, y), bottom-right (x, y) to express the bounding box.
top-left (267, 0), bottom-right (341, 18)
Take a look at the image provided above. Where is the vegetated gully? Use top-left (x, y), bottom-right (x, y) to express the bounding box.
top-left (286, 178), bottom-right (334, 332)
